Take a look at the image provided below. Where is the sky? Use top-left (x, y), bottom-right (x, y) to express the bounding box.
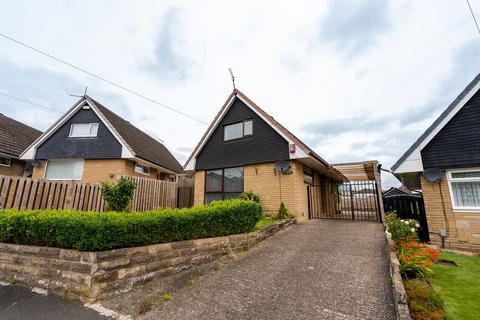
top-left (1, 0), bottom-right (480, 188)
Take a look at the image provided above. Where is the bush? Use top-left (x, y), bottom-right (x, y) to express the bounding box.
top-left (396, 236), bottom-right (439, 279)
top-left (238, 191), bottom-right (261, 203)
top-left (101, 177), bottom-right (137, 212)
top-left (277, 202), bottom-right (292, 220)
top-left (0, 199), bottom-right (262, 251)
top-left (386, 212), bottom-right (419, 242)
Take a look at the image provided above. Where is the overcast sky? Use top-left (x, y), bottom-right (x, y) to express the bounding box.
top-left (1, 0), bottom-right (480, 187)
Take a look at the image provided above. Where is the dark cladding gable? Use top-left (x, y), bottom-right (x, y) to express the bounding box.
top-left (195, 97), bottom-right (289, 170)
top-left (36, 108), bottom-right (122, 159)
top-left (391, 73), bottom-right (480, 171)
top-left (421, 88), bottom-right (480, 169)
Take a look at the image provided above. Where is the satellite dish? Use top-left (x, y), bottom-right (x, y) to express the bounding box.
top-left (275, 160), bottom-right (291, 174)
top-left (423, 168), bottom-right (444, 183)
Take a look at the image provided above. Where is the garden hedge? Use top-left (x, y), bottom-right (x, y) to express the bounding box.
top-left (0, 199), bottom-right (262, 251)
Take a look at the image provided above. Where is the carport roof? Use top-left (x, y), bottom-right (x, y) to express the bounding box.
top-left (332, 161), bottom-right (379, 181)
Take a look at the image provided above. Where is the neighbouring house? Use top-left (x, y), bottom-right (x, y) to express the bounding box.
top-left (21, 96), bottom-right (183, 183)
top-left (392, 73), bottom-right (480, 252)
top-left (382, 186), bottom-right (419, 198)
top-left (0, 113), bottom-right (42, 177)
top-left (184, 89), bottom-right (347, 220)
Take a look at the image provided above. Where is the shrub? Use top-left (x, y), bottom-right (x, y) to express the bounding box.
top-left (386, 212), bottom-right (419, 242)
top-left (239, 191), bottom-right (261, 203)
top-left (396, 236), bottom-right (439, 279)
top-left (277, 202), bottom-right (292, 220)
top-left (0, 199), bottom-right (262, 251)
top-left (101, 177), bottom-right (137, 212)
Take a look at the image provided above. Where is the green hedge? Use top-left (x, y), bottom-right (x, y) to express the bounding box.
top-left (0, 199), bottom-right (262, 251)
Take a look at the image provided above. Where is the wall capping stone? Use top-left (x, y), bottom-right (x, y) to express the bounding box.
top-left (0, 219), bottom-right (296, 302)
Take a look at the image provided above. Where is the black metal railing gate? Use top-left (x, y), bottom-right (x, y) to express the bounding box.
top-left (308, 181), bottom-right (382, 222)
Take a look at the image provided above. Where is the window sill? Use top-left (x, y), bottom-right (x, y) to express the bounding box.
top-left (453, 209), bottom-right (480, 214)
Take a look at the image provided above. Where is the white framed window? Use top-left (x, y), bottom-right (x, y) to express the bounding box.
top-left (45, 159), bottom-right (84, 180)
top-left (447, 169), bottom-right (480, 211)
top-left (69, 123), bottom-right (99, 137)
top-left (134, 164), bottom-right (150, 175)
top-left (223, 120), bottom-right (253, 141)
top-left (0, 157), bottom-right (11, 167)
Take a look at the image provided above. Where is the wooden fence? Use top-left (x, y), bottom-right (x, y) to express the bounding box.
top-left (0, 175), bottom-right (194, 212)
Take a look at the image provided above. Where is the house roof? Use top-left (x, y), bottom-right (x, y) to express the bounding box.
top-left (184, 89), bottom-right (347, 181)
top-left (0, 113), bottom-right (41, 158)
top-left (21, 96), bottom-right (183, 173)
top-left (86, 97), bottom-right (183, 173)
top-left (391, 73), bottom-right (480, 173)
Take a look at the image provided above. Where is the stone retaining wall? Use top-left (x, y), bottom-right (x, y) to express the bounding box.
top-left (0, 219), bottom-right (295, 301)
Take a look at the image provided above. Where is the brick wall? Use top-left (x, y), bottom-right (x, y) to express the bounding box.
top-left (0, 159), bottom-right (25, 177)
top-left (194, 161), bottom-right (309, 220)
top-left (421, 176), bottom-right (480, 252)
top-left (0, 219), bottom-right (295, 301)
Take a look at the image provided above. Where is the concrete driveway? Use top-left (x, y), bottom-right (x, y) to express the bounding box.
top-left (141, 220), bottom-right (396, 320)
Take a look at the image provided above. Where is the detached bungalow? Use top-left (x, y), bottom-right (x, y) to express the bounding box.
top-left (0, 113), bottom-right (41, 177)
top-left (184, 89), bottom-right (347, 220)
top-left (392, 73), bottom-right (480, 252)
top-left (21, 96), bottom-right (183, 183)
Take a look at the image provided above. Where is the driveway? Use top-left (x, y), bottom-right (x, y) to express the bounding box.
top-left (141, 220), bottom-right (396, 320)
top-left (0, 285), bottom-right (110, 320)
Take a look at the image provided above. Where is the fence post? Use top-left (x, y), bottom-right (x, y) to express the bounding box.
top-left (349, 183), bottom-right (355, 220)
top-left (64, 181), bottom-right (75, 210)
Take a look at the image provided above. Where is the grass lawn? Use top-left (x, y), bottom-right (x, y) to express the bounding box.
top-left (255, 217), bottom-right (280, 230)
top-left (429, 252), bottom-right (480, 320)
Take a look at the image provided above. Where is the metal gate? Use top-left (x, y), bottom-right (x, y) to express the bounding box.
top-left (308, 181), bottom-right (382, 222)
top-left (383, 194), bottom-right (430, 242)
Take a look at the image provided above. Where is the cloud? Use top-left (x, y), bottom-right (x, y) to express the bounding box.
top-left (144, 7), bottom-right (192, 82)
top-left (317, 0), bottom-right (391, 56)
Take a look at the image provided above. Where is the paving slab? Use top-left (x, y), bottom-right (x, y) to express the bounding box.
top-left (141, 220), bottom-right (396, 320)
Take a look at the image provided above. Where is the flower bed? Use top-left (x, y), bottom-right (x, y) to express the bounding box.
top-left (386, 212), bottom-right (444, 319)
top-left (0, 199), bottom-right (262, 251)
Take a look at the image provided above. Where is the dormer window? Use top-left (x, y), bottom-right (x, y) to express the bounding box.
top-left (69, 123), bottom-right (99, 137)
top-left (224, 120), bottom-right (253, 141)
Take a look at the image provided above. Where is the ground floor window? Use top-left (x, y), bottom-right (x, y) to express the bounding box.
top-left (0, 157), bottom-right (11, 167)
top-left (45, 159), bottom-right (84, 180)
top-left (447, 169), bottom-right (480, 210)
top-left (205, 167), bottom-right (244, 204)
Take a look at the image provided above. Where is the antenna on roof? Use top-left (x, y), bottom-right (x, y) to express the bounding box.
top-left (69, 86), bottom-right (89, 98)
top-left (84, 86), bottom-right (88, 96)
top-left (229, 68), bottom-right (236, 90)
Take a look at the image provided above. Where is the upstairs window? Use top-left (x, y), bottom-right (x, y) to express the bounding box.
top-left (205, 167), bottom-right (244, 204)
top-left (135, 164), bottom-right (150, 175)
top-left (448, 170), bottom-right (480, 211)
top-left (69, 123), bottom-right (99, 137)
top-left (0, 157), bottom-right (11, 167)
top-left (223, 120), bottom-right (253, 141)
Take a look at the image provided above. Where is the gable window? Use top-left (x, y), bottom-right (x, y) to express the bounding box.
top-left (223, 120), bottom-right (253, 141)
top-left (45, 159), bottom-right (84, 180)
top-left (0, 157), bottom-right (11, 167)
top-left (205, 167), bottom-right (244, 204)
top-left (135, 164), bottom-right (150, 175)
top-left (448, 170), bottom-right (480, 211)
top-left (69, 123), bottom-right (99, 137)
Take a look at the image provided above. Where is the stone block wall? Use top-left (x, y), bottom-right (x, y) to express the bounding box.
top-left (0, 219), bottom-right (295, 301)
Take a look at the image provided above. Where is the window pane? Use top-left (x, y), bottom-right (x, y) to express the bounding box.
top-left (224, 167), bottom-right (243, 192)
top-left (224, 122), bottom-right (243, 141)
top-left (244, 120), bottom-right (253, 135)
top-left (451, 171), bottom-right (480, 179)
top-left (70, 124), bottom-right (91, 136)
top-left (89, 123), bottom-right (99, 136)
top-left (206, 169), bottom-right (222, 192)
top-left (205, 193), bottom-right (222, 204)
top-left (0, 157), bottom-right (10, 167)
top-left (224, 193), bottom-right (241, 200)
top-left (451, 181), bottom-right (480, 207)
top-left (45, 160), bottom-right (84, 180)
